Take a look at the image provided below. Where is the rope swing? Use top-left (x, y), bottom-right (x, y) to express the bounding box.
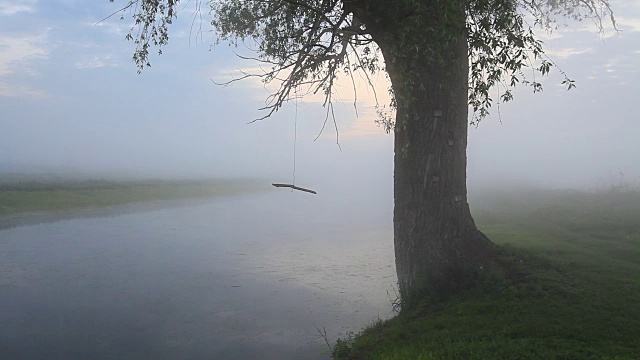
top-left (271, 183), bottom-right (317, 194)
top-left (272, 89), bottom-right (317, 195)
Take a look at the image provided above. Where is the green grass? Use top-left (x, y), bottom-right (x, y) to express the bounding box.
top-left (334, 188), bottom-right (640, 360)
top-left (0, 177), bottom-right (264, 216)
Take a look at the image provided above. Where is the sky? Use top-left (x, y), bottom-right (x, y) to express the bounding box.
top-left (0, 0), bottom-right (639, 192)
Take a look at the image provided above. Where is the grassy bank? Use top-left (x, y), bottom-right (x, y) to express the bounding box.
top-left (333, 188), bottom-right (640, 359)
top-left (0, 177), bottom-right (264, 216)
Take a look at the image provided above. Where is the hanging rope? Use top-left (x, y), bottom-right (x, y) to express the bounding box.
top-left (292, 89), bottom-right (298, 186)
top-left (272, 87), bottom-right (317, 195)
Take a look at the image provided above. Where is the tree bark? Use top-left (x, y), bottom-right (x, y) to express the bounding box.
top-left (365, 6), bottom-right (495, 300)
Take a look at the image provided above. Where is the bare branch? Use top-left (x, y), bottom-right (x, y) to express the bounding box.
top-left (97, 0), bottom-right (136, 25)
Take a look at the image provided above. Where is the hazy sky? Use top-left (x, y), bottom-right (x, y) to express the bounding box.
top-left (1, 0), bottom-right (638, 191)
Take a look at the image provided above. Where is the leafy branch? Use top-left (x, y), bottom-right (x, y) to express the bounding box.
top-left (108, 0), bottom-right (616, 129)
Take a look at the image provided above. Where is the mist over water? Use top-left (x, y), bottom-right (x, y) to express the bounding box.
top-left (1, 2), bottom-right (639, 359)
top-left (0, 190), bottom-right (395, 359)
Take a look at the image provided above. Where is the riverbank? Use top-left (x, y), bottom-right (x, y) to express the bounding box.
top-left (0, 176), bottom-right (265, 216)
top-left (333, 188), bottom-right (640, 359)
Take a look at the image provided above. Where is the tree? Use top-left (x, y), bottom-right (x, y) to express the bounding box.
top-left (110, 0), bottom-right (615, 301)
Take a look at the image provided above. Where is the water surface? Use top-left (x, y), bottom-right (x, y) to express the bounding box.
top-left (0, 190), bottom-right (395, 359)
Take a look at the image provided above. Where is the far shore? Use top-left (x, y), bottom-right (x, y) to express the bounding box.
top-left (0, 177), bottom-right (266, 217)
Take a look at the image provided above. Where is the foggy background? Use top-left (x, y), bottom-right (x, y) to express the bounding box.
top-left (1, 0), bottom-right (639, 193)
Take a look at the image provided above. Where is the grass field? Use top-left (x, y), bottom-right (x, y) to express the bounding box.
top-left (0, 176), bottom-right (264, 216)
top-left (333, 188), bottom-right (640, 360)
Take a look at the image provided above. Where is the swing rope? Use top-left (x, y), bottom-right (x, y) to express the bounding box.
top-left (271, 87), bottom-right (317, 195)
top-left (292, 89), bottom-right (298, 187)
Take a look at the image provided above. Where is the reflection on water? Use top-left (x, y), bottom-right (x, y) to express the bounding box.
top-left (0, 191), bottom-right (395, 359)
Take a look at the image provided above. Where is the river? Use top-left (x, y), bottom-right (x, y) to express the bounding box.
top-left (0, 189), bottom-right (396, 359)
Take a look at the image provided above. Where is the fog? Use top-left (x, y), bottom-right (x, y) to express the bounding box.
top-left (2, 2), bottom-right (640, 360)
top-left (1, 0), bottom-right (639, 191)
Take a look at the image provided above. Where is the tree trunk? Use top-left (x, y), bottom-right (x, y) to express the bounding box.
top-left (368, 8), bottom-right (495, 300)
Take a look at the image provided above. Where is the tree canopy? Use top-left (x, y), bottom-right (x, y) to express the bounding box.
top-left (110, 0), bottom-right (614, 127)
